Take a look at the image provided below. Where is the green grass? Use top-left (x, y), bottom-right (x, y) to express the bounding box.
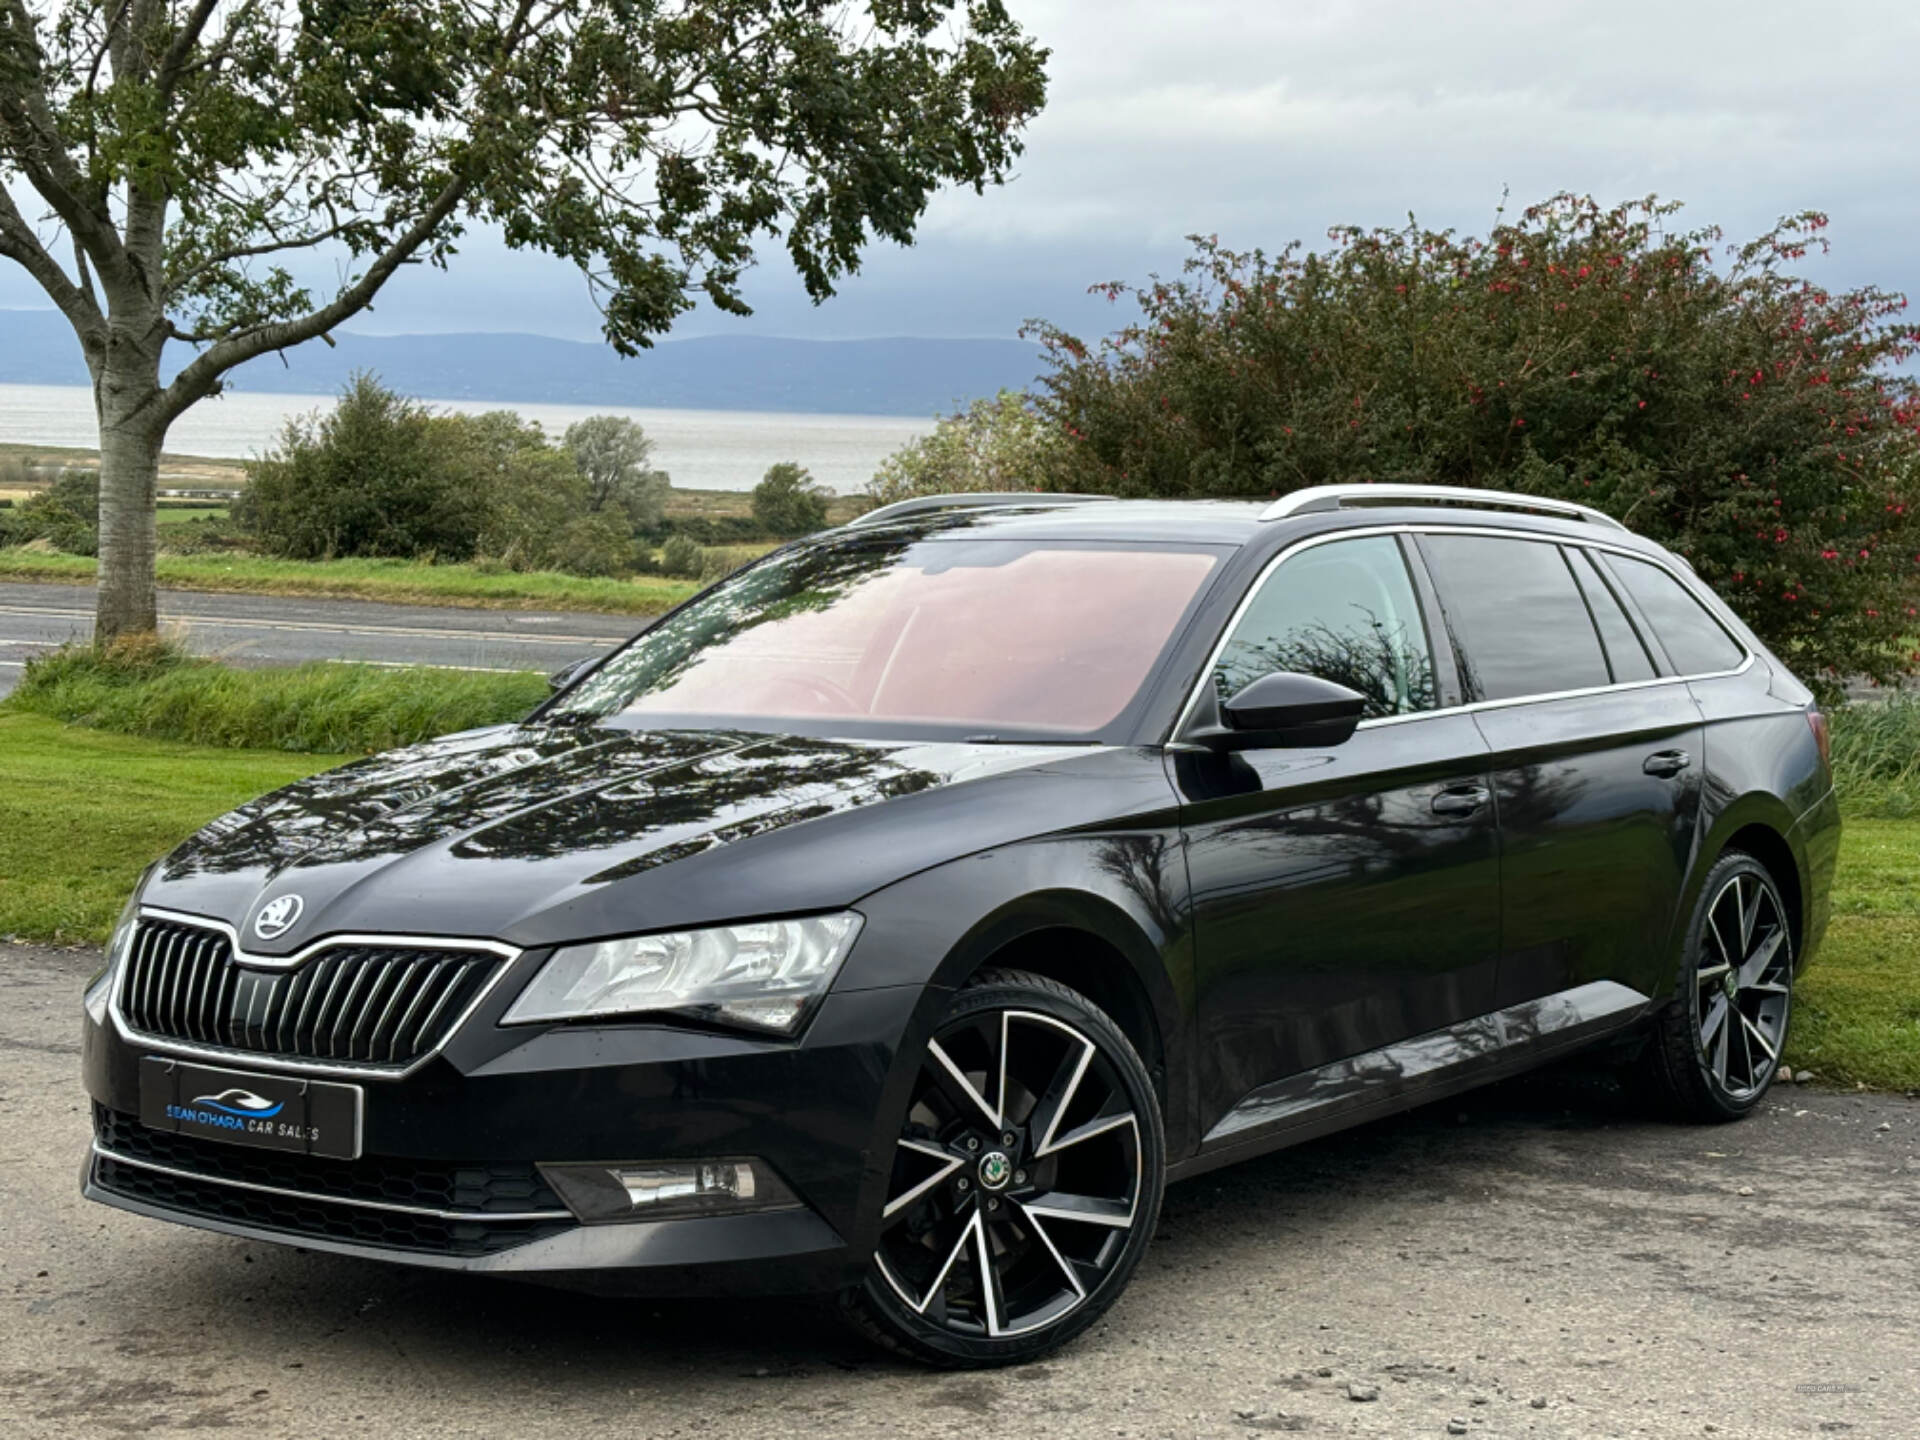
top-left (1786, 818), bottom-right (1920, 1089)
top-left (155, 505), bottom-right (228, 526)
top-left (0, 546), bottom-right (701, 614)
top-left (0, 712), bottom-right (329, 942)
top-left (1827, 695), bottom-right (1920, 819)
top-left (8, 641), bottom-right (547, 753)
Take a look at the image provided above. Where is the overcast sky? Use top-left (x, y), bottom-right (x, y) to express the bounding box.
top-left (6, 0), bottom-right (1919, 344)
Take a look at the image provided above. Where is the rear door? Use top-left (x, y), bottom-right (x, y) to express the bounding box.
top-left (1176, 533), bottom-right (1502, 1133)
top-left (1417, 533), bottom-right (1706, 1006)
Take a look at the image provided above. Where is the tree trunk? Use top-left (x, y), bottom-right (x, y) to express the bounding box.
top-left (94, 365), bottom-right (167, 644)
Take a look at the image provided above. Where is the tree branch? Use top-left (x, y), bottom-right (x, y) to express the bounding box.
top-left (165, 215), bottom-right (365, 300)
top-left (158, 173), bottom-right (473, 423)
top-left (0, 185), bottom-right (106, 351)
top-left (0, 0), bottom-right (133, 283)
top-left (155, 0), bottom-right (222, 99)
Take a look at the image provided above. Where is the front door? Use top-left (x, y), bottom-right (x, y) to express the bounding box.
top-left (1176, 533), bottom-right (1502, 1138)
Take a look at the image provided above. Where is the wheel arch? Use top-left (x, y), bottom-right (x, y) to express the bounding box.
top-left (849, 841), bottom-right (1198, 1161)
top-left (954, 923), bottom-right (1165, 1099)
top-left (1689, 794), bottom-right (1810, 967)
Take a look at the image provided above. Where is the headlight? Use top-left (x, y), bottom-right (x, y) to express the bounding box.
top-left (501, 912), bottom-right (864, 1036)
top-left (84, 876), bottom-right (149, 1025)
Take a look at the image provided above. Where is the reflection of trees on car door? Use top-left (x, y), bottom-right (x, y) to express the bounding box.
top-left (1180, 535), bottom-right (1500, 1128)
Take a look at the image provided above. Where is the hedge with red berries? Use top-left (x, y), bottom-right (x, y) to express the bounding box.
top-left (1026, 195), bottom-right (1920, 692)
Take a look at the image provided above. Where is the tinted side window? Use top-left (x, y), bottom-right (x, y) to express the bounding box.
top-left (1568, 549), bottom-right (1658, 683)
top-left (1420, 535), bottom-right (1609, 702)
top-left (1214, 536), bottom-right (1437, 720)
top-left (1601, 554), bottom-right (1747, 675)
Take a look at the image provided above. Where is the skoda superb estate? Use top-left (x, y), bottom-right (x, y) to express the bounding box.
top-left (82, 485), bottom-right (1840, 1366)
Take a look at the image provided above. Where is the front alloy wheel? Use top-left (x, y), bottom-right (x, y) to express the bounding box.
top-left (841, 969), bottom-right (1164, 1365)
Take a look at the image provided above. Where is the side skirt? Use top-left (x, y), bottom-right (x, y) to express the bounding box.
top-left (1168, 980), bottom-right (1650, 1183)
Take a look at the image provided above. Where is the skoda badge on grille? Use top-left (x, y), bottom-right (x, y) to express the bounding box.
top-left (252, 894), bottom-right (304, 940)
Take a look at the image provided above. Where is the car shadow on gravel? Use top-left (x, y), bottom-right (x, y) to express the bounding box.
top-left (149, 1062), bottom-right (1658, 1379)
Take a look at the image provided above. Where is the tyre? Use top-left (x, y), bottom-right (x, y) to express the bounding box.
top-left (1635, 850), bottom-right (1795, 1122)
top-left (838, 968), bottom-right (1166, 1367)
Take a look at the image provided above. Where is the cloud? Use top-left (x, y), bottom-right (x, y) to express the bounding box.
top-left (6, 0), bottom-right (1917, 343)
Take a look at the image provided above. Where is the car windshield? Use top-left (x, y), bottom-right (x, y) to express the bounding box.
top-left (549, 533), bottom-right (1225, 739)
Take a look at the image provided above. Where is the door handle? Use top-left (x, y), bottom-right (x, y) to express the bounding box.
top-left (1431, 784), bottom-right (1491, 818)
top-left (1643, 749), bottom-right (1692, 778)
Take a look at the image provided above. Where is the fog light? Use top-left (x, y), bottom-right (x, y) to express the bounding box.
top-left (540, 1159), bottom-right (800, 1224)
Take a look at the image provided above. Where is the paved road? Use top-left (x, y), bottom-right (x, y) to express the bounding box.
top-left (3, 942), bottom-right (1915, 1439)
top-left (0, 582), bottom-right (644, 698)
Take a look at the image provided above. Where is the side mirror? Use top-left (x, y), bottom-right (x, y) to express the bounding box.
top-left (547, 657), bottom-right (596, 693)
top-left (1207, 672), bottom-right (1368, 750)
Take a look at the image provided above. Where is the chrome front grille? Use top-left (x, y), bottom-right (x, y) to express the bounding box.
top-left (119, 916), bottom-right (505, 1068)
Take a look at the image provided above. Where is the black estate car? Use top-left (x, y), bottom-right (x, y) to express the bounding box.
top-left (82, 484), bottom-right (1840, 1365)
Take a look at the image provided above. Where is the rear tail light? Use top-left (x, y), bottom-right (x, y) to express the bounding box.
top-left (1807, 709), bottom-right (1831, 771)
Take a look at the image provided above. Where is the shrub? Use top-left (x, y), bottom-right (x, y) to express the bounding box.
top-left (649, 513), bottom-right (774, 545)
top-left (752, 462), bottom-right (830, 535)
top-left (1027, 196), bottom-right (1920, 691)
top-left (699, 543), bottom-right (763, 582)
top-left (155, 515), bottom-right (254, 555)
top-left (868, 389), bottom-right (1064, 504)
top-left (240, 377), bottom-right (643, 577)
top-left (241, 374), bottom-right (478, 561)
top-left (564, 415), bottom-right (671, 532)
top-left (8, 640), bottom-right (547, 754)
top-left (0, 466), bottom-right (100, 553)
top-left (547, 512), bottom-right (640, 578)
top-left (659, 533), bottom-right (706, 578)
top-left (457, 410), bottom-right (635, 574)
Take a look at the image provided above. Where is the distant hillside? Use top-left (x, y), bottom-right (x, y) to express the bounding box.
top-left (0, 310), bottom-right (1043, 417)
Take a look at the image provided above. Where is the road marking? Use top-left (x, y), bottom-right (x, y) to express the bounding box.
top-left (0, 651), bottom-right (524, 674)
top-left (0, 603), bottom-right (626, 647)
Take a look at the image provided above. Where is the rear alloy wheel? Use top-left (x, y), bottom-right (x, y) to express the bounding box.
top-left (1637, 851), bottom-right (1794, 1122)
top-left (1695, 869), bottom-right (1793, 1100)
top-left (840, 969), bottom-right (1164, 1366)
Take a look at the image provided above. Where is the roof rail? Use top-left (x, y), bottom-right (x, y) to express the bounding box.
top-left (1261, 484), bottom-right (1629, 532)
top-left (846, 492), bottom-right (1119, 529)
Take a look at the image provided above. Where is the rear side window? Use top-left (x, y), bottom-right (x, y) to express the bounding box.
top-left (1419, 535), bottom-right (1609, 702)
top-left (1602, 554), bottom-right (1747, 675)
top-left (1568, 549), bottom-right (1658, 683)
top-left (1214, 535), bottom-right (1438, 720)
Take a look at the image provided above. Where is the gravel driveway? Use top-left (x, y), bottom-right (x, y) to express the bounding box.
top-left (3, 941), bottom-right (1914, 1439)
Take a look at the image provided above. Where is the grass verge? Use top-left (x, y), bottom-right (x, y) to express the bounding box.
top-left (1786, 818), bottom-right (1920, 1090)
top-left (0, 712), bottom-right (328, 942)
top-left (8, 640), bottom-right (546, 753)
top-left (0, 546), bottom-right (701, 614)
top-left (1827, 695), bottom-right (1920, 819)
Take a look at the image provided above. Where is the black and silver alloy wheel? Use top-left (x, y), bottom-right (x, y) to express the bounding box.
top-left (1695, 869), bottom-right (1792, 1100)
top-left (842, 969), bottom-right (1164, 1366)
top-left (1637, 850), bottom-right (1795, 1122)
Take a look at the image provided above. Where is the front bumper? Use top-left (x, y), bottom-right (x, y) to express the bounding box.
top-left (82, 971), bottom-right (933, 1296)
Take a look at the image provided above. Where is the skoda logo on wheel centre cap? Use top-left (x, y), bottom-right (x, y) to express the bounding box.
top-left (253, 894), bottom-right (304, 940)
top-left (978, 1151), bottom-right (1012, 1191)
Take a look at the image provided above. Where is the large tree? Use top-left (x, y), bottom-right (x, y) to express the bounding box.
top-left (0, 0), bottom-right (1047, 639)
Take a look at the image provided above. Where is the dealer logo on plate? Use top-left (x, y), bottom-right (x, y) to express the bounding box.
top-left (252, 894), bottom-right (304, 940)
